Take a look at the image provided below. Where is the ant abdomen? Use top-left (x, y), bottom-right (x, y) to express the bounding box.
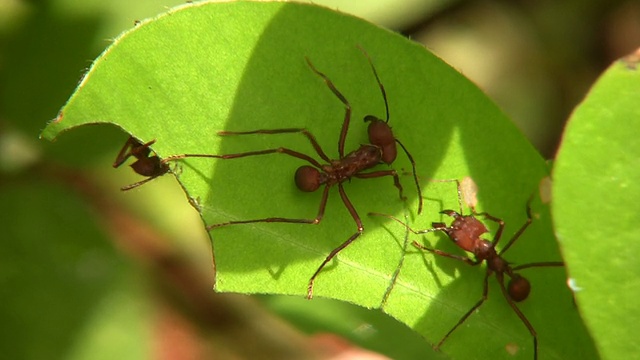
top-left (295, 165), bottom-right (322, 192)
top-left (365, 116), bottom-right (396, 164)
top-left (508, 274), bottom-right (531, 302)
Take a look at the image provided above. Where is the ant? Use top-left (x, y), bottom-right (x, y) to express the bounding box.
top-left (369, 180), bottom-right (563, 360)
top-left (113, 136), bottom-right (170, 191)
top-left (162, 47), bottom-right (423, 299)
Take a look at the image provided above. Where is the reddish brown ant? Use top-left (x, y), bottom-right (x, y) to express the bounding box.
top-left (162, 48), bottom-right (422, 298)
top-left (113, 136), bottom-right (169, 191)
top-left (369, 180), bottom-right (563, 360)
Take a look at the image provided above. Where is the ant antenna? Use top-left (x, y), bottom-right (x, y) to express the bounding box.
top-left (357, 45), bottom-right (389, 122)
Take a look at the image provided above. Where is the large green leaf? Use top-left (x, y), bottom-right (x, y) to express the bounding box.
top-left (41, 2), bottom-right (595, 359)
top-left (553, 55), bottom-right (640, 359)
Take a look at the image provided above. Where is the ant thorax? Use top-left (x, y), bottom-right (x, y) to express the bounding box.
top-left (327, 145), bottom-right (382, 178)
top-left (447, 215), bottom-right (489, 252)
top-left (484, 247), bottom-right (508, 272)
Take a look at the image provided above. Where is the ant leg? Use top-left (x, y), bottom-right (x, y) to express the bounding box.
top-left (355, 169), bottom-right (405, 200)
top-left (207, 184), bottom-right (330, 230)
top-left (357, 45), bottom-right (389, 122)
top-left (217, 128), bottom-right (331, 163)
top-left (425, 178), bottom-right (465, 214)
top-left (496, 272), bottom-right (538, 360)
top-left (367, 211), bottom-right (476, 262)
top-left (475, 211), bottom-right (506, 248)
top-left (436, 270), bottom-right (491, 351)
top-left (498, 196), bottom-right (534, 256)
top-left (412, 241), bottom-right (479, 266)
top-left (307, 184), bottom-right (362, 299)
top-left (395, 139), bottom-right (423, 214)
top-left (512, 261), bottom-right (564, 271)
top-left (120, 174), bottom-right (162, 191)
top-left (305, 57), bottom-right (351, 159)
top-left (113, 137), bottom-right (156, 168)
top-left (113, 137), bottom-right (137, 167)
top-left (369, 212), bottom-right (480, 265)
top-left (132, 139), bottom-right (156, 157)
top-left (368, 212), bottom-right (444, 236)
top-left (369, 211), bottom-right (476, 254)
top-left (163, 147), bottom-right (324, 169)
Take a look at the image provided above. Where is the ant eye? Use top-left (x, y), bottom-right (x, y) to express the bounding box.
top-left (295, 166), bottom-right (321, 192)
top-left (508, 274), bottom-right (531, 302)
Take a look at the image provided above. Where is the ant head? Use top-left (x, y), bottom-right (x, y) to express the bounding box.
top-left (131, 156), bottom-right (169, 177)
top-left (295, 165), bottom-right (322, 192)
top-left (364, 115), bottom-right (396, 164)
top-left (507, 274), bottom-right (531, 302)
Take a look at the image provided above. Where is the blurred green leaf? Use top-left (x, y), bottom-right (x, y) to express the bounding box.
top-left (42, 2), bottom-right (596, 359)
top-left (261, 295), bottom-right (445, 359)
top-left (553, 57), bottom-right (640, 359)
top-left (296, 0), bottom-right (455, 30)
top-left (0, 179), bottom-right (149, 359)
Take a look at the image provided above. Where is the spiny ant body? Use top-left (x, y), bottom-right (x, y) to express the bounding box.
top-left (163, 47), bottom-right (422, 298)
top-left (369, 180), bottom-right (563, 360)
top-left (113, 136), bottom-right (169, 191)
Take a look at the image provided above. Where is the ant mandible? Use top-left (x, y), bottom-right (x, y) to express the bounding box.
top-left (113, 136), bottom-right (170, 191)
top-left (369, 179), bottom-right (563, 360)
top-left (162, 47), bottom-right (423, 299)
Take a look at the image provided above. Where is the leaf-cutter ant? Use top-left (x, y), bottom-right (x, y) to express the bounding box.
top-left (113, 136), bottom-right (169, 191)
top-left (369, 180), bottom-right (563, 359)
top-left (163, 47), bottom-right (422, 298)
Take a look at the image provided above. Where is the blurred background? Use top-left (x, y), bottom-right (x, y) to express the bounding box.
top-left (1, 0), bottom-right (638, 359)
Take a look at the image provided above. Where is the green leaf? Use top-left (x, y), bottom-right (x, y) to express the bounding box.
top-left (42, 2), bottom-right (596, 359)
top-left (553, 55), bottom-right (640, 359)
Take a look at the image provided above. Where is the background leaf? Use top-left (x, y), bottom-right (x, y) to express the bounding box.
top-left (552, 53), bottom-right (640, 360)
top-left (0, 179), bottom-right (150, 359)
top-left (41, 2), bottom-right (595, 359)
